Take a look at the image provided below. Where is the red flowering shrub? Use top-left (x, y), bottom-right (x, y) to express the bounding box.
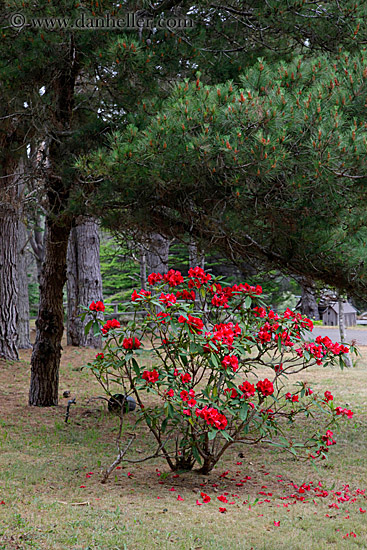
top-left (86, 268), bottom-right (356, 474)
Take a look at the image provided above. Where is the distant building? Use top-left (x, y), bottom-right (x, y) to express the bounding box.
top-left (322, 302), bottom-right (357, 327)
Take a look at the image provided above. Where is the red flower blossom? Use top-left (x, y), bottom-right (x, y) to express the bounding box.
top-left (163, 269), bottom-right (184, 287)
top-left (131, 289), bottom-right (151, 301)
top-left (159, 292), bottom-right (177, 307)
top-left (180, 372), bottom-right (192, 384)
top-left (101, 319), bottom-right (121, 335)
top-left (201, 492), bottom-right (211, 503)
top-left (122, 337), bottom-right (141, 350)
top-left (224, 387), bottom-right (238, 399)
top-left (256, 379), bottom-right (274, 397)
top-left (147, 272), bottom-right (163, 285)
top-left (89, 300), bottom-right (105, 312)
top-left (142, 369), bottom-right (159, 383)
top-left (196, 406), bottom-right (228, 430)
top-left (221, 355), bottom-right (239, 372)
top-left (176, 289), bottom-right (196, 301)
top-left (95, 352), bottom-right (104, 360)
top-left (238, 381), bottom-right (255, 399)
top-left (219, 507), bottom-right (227, 513)
top-left (324, 391), bottom-right (333, 402)
top-left (178, 314), bottom-right (204, 334)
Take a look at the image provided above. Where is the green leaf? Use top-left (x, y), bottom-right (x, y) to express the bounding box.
top-left (131, 357), bottom-right (140, 377)
top-left (84, 319), bottom-right (93, 336)
top-left (245, 295), bottom-right (252, 309)
top-left (208, 429), bottom-right (217, 440)
top-left (192, 446), bottom-right (202, 465)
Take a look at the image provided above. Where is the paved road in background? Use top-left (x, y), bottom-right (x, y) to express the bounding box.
top-left (311, 327), bottom-right (367, 346)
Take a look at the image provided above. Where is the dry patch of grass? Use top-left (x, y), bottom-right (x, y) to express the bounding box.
top-left (0, 342), bottom-right (366, 549)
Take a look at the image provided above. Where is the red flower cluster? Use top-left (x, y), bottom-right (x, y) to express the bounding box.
top-left (89, 300), bottom-right (105, 312)
top-left (163, 269), bottom-right (184, 287)
top-left (178, 314), bottom-right (204, 334)
top-left (101, 319), bottom-right (121, 334)
top-left (142, 369), bottom-right (159, 383)
top-left (180, 372), bottom-right (192, 384)
top-left (315, 335), bottom-right (349, 355)
top-left (159, 292), bottom-right (177, 307)
top-left (335, 406), bottom-right (353, 418)
top-left (282, 308), bottom-right (313, 331)
top-left (188, 266), bottom-right (211, 288)
top-left (147, 272), bottom-right (163, 285)
top-left (256, 379), bottom-right (274, 396)
top-left (211, 293), bottom-right (229, 308)
top-left (224, 387), bottom-right (238, 399)
top-left (231, 282), bottom-right (262, 296)
top-left (324, 391), bottom-right (333, 402)
top-left (180, 389), bottom-right (195, 402)
top-left (204, 322), bottom-right (241, 352)
top-left (322, 429), bottom-right (336, 446)
top-left (285, 392), bottom-right (299, 402)
top-left (196, 406), bottom-right (228, 430)
top-left (131, 289), bottom-right (151, 301)
top-left (221, 355), bottom-right (239, 372)
top-left (122, 337), bottom-right (141, 350)
top-left (238, 380), bottom-right (255, 398)
top-left (176, 289), bottom-right (196, 301)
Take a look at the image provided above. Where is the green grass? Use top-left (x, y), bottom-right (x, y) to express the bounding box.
top-left (0, 344), bottom-right (367, 549)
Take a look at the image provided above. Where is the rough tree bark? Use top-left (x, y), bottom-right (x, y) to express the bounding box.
top-left (29, 214), bottom-right (72, 406)
top-left (188, 239), bottom-right (205, 270)
top-left (66, 217), bottom-right (103, 348)
top-left (0, 160), bottom-right (19, 361)
top-left (17, 218), bottom-right (32, 349)
top-left (29, 36), bottom-right (78, 406)
top-left (299, 279), bottom-right (320, 320)
top-left (146, 233), bottom-right (170, 275)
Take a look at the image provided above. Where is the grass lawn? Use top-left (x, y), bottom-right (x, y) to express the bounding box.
top-left (0, 340), bottom-right (366, 550)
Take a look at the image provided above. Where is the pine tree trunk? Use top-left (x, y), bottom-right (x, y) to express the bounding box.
top-left (0, 200), bottom-right (19, 361)
top-left (17, 219), bottom-right (31, 349)
top-left (29, 218), bottom-right (71, 406)
top-left (66, 218), bottom-right (103, 348)
top-left (300, 280), bottom-right (320, 320)
top-left (146, 233), bottom-right (170, 275)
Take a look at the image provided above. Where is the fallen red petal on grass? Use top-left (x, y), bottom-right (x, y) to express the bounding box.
top-left (274, 521), bottom-right (280, 526)
top-left (359, 508), bottom-right (366, 513)
top-left (116, 466), bottom-right (121, 470)
top-left (196, 499), bottom-right (204, 506)
top-left (0, 501), bottom-right (5, 505)
top-left (168, 487), bottom-right (176, 492)
top-left (201, 492), bottom-right (211, 503)
top-left (79, 485), bottom-right (86, 488)
top-left (219, 507), bottom-right (227, 513)
top-left (177, 495), bottom-right (184, 501)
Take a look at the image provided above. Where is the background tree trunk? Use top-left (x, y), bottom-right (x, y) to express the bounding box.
top-left (299, 279), bottom-right (320, 320)
top-left (0, 158), bottom-right (20, 361)
top-left (338, 297), bottom-right (353, 368)
top-left (0, 197), bottom-right (19, 361)
top-left (146, 233), bottom-right (170, 275)
top-left (17, 218), bottom-right (31, 349)
top-left (188, 239), bottom-right (205, 270)
top-left (66, 217), bottom-right (103, 348)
